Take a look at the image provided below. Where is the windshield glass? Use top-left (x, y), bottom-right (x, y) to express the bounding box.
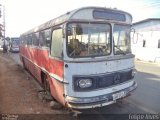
top-left (66, 23), bottom-right (111, 58)
top-left (113, 24), bottom-right (131, 55)
top-left (12, 40), bottom-right (20, 45)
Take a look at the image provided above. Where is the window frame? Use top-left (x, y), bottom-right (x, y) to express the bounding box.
top-left (50, 27), bottom-right (63, 59)
top-left (32, 32), bottom-right (39, 46)
top-left (66, 21), bottom-right (112, 58)
top-left (39, 28), bottom-right (51, 48)
top-left (113, 24), bottom-right (131, 55)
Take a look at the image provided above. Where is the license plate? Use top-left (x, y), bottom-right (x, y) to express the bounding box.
top-left (112, 91), bottom-right (126, 101)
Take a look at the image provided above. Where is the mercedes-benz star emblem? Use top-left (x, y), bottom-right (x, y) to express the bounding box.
top-left (114, 74), bottom-right (121, 84)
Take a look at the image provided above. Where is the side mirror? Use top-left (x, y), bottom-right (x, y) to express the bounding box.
top-left (130, 28), bottom-right (137, 44)
top-left (130, 28), bottom-right (135, 38)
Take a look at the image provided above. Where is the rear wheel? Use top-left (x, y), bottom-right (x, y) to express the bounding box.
top-left (42, 73), bottom-right (50, 93)
top-left (42, 73), bottom-right (62, 109)
top-left (40, 73), bottom-right (53, 101)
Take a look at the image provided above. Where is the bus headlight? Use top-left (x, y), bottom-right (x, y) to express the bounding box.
top-left (78, 79), bottom-right (92, 88)
top-left (132, 69), bottom-right (137, 77)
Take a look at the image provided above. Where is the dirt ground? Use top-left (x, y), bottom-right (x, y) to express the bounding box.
top-left (0, 52), bottom-right (75, 120)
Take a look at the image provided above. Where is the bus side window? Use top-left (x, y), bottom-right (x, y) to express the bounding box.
top-left (39, 31), bottom-right (45, 46)
top-left (20, 36), bottom-right (25, 45)
top-left (27, 35), bottom-right (32, 45)
top-left (50, 28), bottom-right (63, 58)
top-left (24, 36), bottom-right (28, 45)
top-left (39, 29), bottom-right (51, 47)
top-left (32, 32), bottom-right (39, 46)
top-left (45, 29), bottom-right (51, 47)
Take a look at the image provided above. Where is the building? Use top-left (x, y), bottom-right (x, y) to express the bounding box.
top-left (131, 18), bottom-right (160, 63)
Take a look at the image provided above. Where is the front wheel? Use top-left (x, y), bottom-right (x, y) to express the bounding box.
top-left (42, 73), bottom-right (53, 101)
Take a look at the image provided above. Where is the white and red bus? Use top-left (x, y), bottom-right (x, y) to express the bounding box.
top-left (9, 37), bottom-right (20, 52)
top-left (19, 7), bottom-right (137, 109)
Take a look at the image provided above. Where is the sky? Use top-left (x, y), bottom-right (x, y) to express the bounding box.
top-left (0, 0), bottom-right (160, 37)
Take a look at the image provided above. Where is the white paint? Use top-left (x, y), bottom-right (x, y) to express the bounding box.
top-left (64, 58), bottom-right (134, 97)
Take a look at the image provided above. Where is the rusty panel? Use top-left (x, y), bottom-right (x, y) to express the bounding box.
top-left (48, 76), bottom-right (65, 106)
top-left (49, 58), bottom-right (64, 79)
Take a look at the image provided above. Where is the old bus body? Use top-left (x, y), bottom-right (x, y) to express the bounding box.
top-left (9, 37), bottom-right (20, 52)
top-left (19, 7), bottom-right (137, 109)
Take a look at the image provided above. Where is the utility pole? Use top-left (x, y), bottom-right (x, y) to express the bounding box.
top-left (0, 4), bottom-right (2, 38)
top-left (0, 4), bottom-right (6, 53)
top-left (3, 5), bottom-right (5, 42)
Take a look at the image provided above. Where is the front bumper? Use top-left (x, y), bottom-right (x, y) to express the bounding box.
top-left (66, 81), bottom-right (137, 109)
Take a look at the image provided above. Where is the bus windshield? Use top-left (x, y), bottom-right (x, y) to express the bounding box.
top-left (113, 25), bottom-right (131, 55)
top-left (67, 23), bottom-right (111, 58)
top-left (12, 40), bottom-right (20, 45)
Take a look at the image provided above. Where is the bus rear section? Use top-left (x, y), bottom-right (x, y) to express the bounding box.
top-left (19, 7), bottom-right (137, 110)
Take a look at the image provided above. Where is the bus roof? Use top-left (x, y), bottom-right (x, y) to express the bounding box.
top-left (11, 37), bottom-right (20, 41)
top-left (21, 6), bottom-right (132, 36)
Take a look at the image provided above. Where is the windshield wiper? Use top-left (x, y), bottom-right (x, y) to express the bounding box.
top-left (114, 45), bottom-right (126, 55)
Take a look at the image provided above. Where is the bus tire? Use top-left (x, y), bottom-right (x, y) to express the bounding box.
top-left (42, 73), bottom-right (50, 93)
top-left (41, 73), bottom-right (53, 101)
